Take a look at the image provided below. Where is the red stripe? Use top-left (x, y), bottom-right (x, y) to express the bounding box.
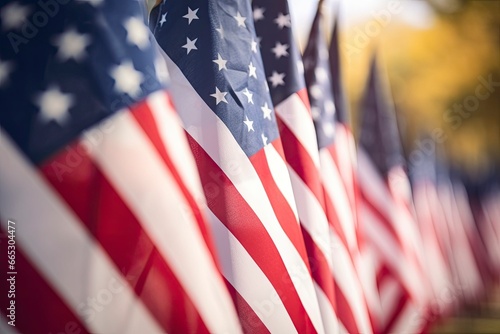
top-left (39, 142), bottom-right (210, 334)
top-left (323, 190), bottom-right (349, 250)
top-left (186, 134), bottom-right (317, 333)
top-left (251, 141), bottom-right (310, 267)
top-left (0, 227), bottom-right (90, 334)
top-left (131, 94), bottom-right (221, 269)
top-left (381, 289), bottom-right (411, 334)
top-left (360, 189), bottom-right (402, 247)
top-left (276, 116), bottom-right (325, 210)
top-left (224, 279), bottom-right (270, 334)
top-left (301, 225), bottom-right (335, 309)
top-left (376, 265), bottom-right (392, 290)
top-left (296, 88), bottom-right (312, 114)
top-left (334, 281), bottom-right (360, 334)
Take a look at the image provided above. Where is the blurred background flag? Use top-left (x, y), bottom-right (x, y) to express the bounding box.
top-left (150, 0), bottom-right (325, 332)
top-left (357, 55), bottom-right (430, 334)
top-left (409, 136), bottom-right (455, 319)
top-left (0, 0), bottom-right (241, 333)
top-left (468, 175), bottom-right (500, 284)
top-left (302, 2), bottom-right (373, 334)
top-left (435, 158), bottom-right (484, 305)
top-left (251, 0), bottom-right (340, 332)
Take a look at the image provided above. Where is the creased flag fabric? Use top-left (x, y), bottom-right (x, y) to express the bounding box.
top-left (150, 0), bottom-right (325, 332)
top-left (251, 0), bottom-right (339, 332)
top-left (303, 4), bottom-right (373, 334)
top-left (327, 10), bottom-right (376, 334)
top-left (357, 56), bottom-right (429, 333)
top-left (0, 0), bottom-right (241, 333)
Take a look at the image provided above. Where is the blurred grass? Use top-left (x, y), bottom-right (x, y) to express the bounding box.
top-left (432, 284), bottom-right (500, 333)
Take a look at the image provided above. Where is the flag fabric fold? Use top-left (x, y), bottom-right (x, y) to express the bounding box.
top-left (251, 0), bottom-right (340, 332)
top-left (357, 55), bottom-right (429, 333)
top-left (302, 4), bottom-right (373, 334)
top-left (0, 1), bottom-right (241, 333)
top-left (150, 0), bottom-right (325, 332)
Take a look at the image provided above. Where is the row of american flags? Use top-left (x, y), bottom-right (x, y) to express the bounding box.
top-left (0, 0), bottom-right (498, 333)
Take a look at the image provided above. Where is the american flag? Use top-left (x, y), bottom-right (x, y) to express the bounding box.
top-left (252, 0), bottom-right (339, 332)
top-left (470, 175), bottom-right (500, 282)
top-left (0, 0), bottom-right (241, 333)
top-left (409, 137), bottom-right (455, 320)
top-left (302, 4), bottom-right (372, 334)
top-left (435, 163), bottom-right (484, 304)
top-left (150, 0), bottom-right (325, 332)
top-left (357, 56), bottom-right (429, 333)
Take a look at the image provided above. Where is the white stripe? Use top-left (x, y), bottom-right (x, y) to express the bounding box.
top-left (0, 132), bottom-right (163, 334)
top-left (87, 112), bottom-right (242, 334)
top-left (207, 210), bottom-right (297, 334)
top-left (387, 301), bottom-right (422, 334)
top-left (313, 283), bottom-right (340, 334)
top-left (333, 125), bottom-right (355, 203)
top-left (264, 144), bottom-right (299, 223)
top-left (147, 91), bottom-right (208, 207)
top-left (357, 247), bottom-right (383, 326)
top-left (329, 230), bottom-right (373, 334)
top-left (319, 149), bottom-right (357, 251)
top-left (274, 93), bottom-right (320, 169)
top-left (163, 52), bottom-right (325, 334)
top-left (360, 204), bottom-right (423, 300)
top-left (378, 277), bottom-right (401, 328)
top-left (357, 150), bottom-right (393, 219)
top-left (287, 167), bottom-right (332, 266)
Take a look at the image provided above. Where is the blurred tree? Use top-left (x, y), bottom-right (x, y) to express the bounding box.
top-left (341, 0), bottom-right (499, 174)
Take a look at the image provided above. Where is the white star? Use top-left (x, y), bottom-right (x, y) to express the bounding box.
top-left (52, 28), bottom-right (91, 62)
top-left (233, 11), bottom-right (246, 28)
top-left (261, 103), bottom-right (272, 120)
top-left (268, 71), bottom-right (285, 88)
top-left (0, 59), bottom-right (14, 87)
top-left (271, 42), bottom-right (289, 59)
top-left (216, 25), bottom-right (225, 39)
top-left (77, 0), bottom-right (103, 6)
top-left (35, 87), bottom-right (74, 124)
top-left (159, 12), bottom-right (167, 27)
top-left (253, 7), bottom-right (265, 21)
top-left (274, 13), bottom-right (291, 29)
top-left (242, 88), bottom-right (253, 104)
top-left (325, 100), bottom-right (336, 115)
top-left (110, 61), bottom-right (144, 97)
top-left (250, 38), bottom-right (258, 53)
top-left (311, 106), bottom-right (320, 120)
top-left (211, 87), bottom-right (228, 105)
top-left (315, 67), bottom-right (329, 83)
top-left (243, 115), bottom-right (254, 132)
top-left (310, 84), bottom-right (323, 99)
top-left (261, 133), bottom-right (268, 146)
top-left (213, 53), bottom-right (227, 71)
top-left (248, 62), bottom-right (257, 78)
top-left (297, 60), bottom-right (304, 75)
top-left (1, 3), bottom-right (30, 30)
top-left (183, 7), bottom-right (199, 25)
top-left (182, 37), bottom-right (198, 54)
top-left (323, 122), bottom-right (335, 137)
top-left (124, 17), bottom-right (150, 50)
